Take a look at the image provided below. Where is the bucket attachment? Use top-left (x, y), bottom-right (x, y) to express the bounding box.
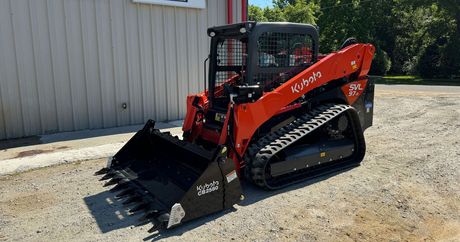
top-left (95, 120), bottom-right (242, 231)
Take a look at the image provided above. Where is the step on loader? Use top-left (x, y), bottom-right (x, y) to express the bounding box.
top-left (95, 22), bottom-right (375, 232)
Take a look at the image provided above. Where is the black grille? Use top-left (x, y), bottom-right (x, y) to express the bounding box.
top-left (215, 38), bottom-right (247, 85)
top-left (217, 39), bottom-right (246, 66)
top-left (258, 32), bottom-right (313, 67)
top-left (256, 32), bottom-right (314, 91)
top-left (216, 71), bottom-right (239, 85)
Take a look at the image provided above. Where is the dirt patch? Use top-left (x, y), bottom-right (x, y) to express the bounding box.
top-left (13, 146), bottom-right (69, 158)
top-left (0, 86), bottom-right (459, 241)
top-left (1, 192), bottom-right (56, 215)
top-left (14, 149), bottom-right (53, 158)
top-left (0, 234), bottom-right (8, 241)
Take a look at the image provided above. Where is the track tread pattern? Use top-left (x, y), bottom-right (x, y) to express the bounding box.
top-left (244, 103), bottom-right (360, 190)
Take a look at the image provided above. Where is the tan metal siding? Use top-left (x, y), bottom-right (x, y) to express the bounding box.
top-left (12, 0), bottom-right (43, 137)
top-left (30, 0), bottom-right (59, 134)
top-left (151, 6), bottom-right (167, 121)
top-left (0, 0), bottom-right (231, 140)
top-left (81, 0), bottom-right (104, 129)
top-left (138, 4), bottom-right (155, 121)
top-left (47, 0), bottom-right (76, 132)
top-left (0, 0), bottom-right (23, 138)
top-left (95, 0), bottom-right (118, 128)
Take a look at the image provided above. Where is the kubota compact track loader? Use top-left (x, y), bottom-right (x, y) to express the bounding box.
top-left (95, 22), bottom-right (376, 232)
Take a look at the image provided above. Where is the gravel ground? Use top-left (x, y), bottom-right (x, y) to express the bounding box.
top-left (0, 85), bottom-right (459, 241)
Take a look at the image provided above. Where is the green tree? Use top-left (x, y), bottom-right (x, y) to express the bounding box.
top-left (410, 0), bottom-right (460, 35)
top-left (272, 0), bottom-right (296, 9)
top-left (248, 0), bottom-right (460, 78)
top-left (370, 48), bottom-right (392, 76)
top-left (248, 5), bottom-right (268, 22)
top-left (418, 41), bottom-right (443, 78)
top-left (263, 6), bottom-right (286, 22)
top-left (404, 0), bottom-right (460, 77)
top-left (283, 0), bottom-right (319, 24)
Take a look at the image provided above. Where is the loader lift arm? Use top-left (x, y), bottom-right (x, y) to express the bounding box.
top-left (232, 43), bottom-right (375, 160)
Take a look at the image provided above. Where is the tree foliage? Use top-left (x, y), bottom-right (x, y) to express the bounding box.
top-left (249, 0), bottom-right (318, 23)
top-left (283, 0), bottom-right (319, 24)
top-left (248, 5), bottom-right (268, 22)
top-left (248, 0), bottom-right (460, 78)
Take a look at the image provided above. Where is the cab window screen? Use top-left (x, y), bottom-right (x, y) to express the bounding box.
top-left (217, 38), bottom-right (246, 67)
top-left (215, 38), bottom-right (247, 86)
top-left (257, 32), bottom-right (313, 67)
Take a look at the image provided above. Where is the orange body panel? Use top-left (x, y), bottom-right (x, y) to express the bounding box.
top-left (341, 80), bottom-right (368, 105)
top-left (183, 43), bottom-right (375, 171)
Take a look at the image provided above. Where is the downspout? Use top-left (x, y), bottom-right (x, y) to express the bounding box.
top-left (227, 0), bottom-right (234, 67)
top-left (227, 0), bottom-right (233, 24)
top-left (241, 0), bottom-right (247, 21)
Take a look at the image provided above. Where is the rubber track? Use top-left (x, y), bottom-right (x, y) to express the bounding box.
top-left (244, 103), bottom-right (361, 190)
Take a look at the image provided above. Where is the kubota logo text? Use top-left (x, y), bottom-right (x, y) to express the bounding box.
top-left (197, 180), bottom-right (219, 196)
top-left (291, 71), bottom-right (322, 94)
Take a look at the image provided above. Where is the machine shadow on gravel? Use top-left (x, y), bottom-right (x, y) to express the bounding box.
top-left (142, 209), bottom-right (235, 241)
top-left (83, 191), bottom-right (144, 233)
top-left (141, 167), bottom-right (355, 241)
top-left (239, 166), bottom-right (356, 206)
top-left (83, 189), bottom-right (235, 239)
top-left (83, 166), bottom-right (354, 239)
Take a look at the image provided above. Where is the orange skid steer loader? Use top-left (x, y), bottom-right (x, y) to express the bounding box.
top-left (95, 22), bottom-right (375, 232)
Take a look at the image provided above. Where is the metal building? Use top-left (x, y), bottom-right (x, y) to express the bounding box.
top-left (0, 0), bottom-right (247, 140)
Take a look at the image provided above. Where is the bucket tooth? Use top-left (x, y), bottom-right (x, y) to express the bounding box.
top-left (138, 209), bottom-right (160, 222)
top-left (147, 222), bottom-right (163, 233)
top-left (147, 214), bottom-right (169, 232)
top-left (136, 220), bottom-right (150, 227)
top-left (110, 174), bottom-right (122, 180)
top-left (156, 213), bottom-right (170, 224)
top-left (145, 213), bottom-right (170, 232)
top-left (94, 167), bottom-right (108, 175)
top-left (147, 224), bottom-right (158, 233)
top-left (122, 196), bottom-right (142, 205)
top-left (129, 203), bottom-right (149, 214)
top-left (103, 177), bottom-right (122, 187)
top-left (109, 182), bottom-right (128, 192)
top-left (99, 172), bottom-right (115, 181)
top-left (115, 189), bottom-right (135, 199)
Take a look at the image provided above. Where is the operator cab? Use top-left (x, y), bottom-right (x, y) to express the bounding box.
top-left (205, 22), bottom-right (319, 129)
top-left (207, 22), bottom-right (319, 106)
